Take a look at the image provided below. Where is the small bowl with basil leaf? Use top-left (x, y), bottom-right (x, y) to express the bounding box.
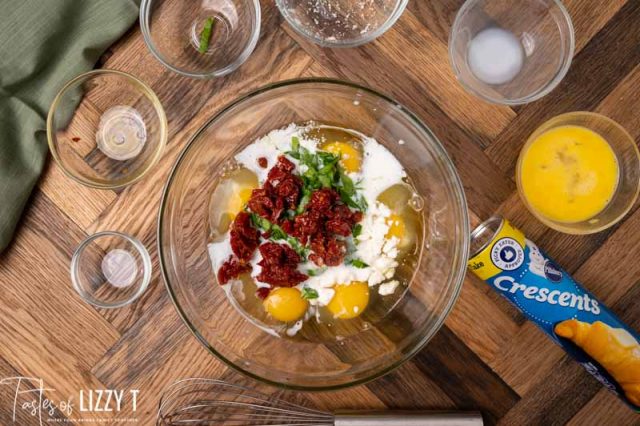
top-left (140, 0), bottom-right (260, 78)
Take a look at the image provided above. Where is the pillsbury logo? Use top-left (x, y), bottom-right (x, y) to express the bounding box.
top-left (491, 237), bottom-right (524, 271)
top-left (544, 261), bottom-right (563, 282)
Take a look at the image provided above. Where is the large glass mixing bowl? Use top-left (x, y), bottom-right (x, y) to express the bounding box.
top-left (158, 79), bottom-right (469, 390)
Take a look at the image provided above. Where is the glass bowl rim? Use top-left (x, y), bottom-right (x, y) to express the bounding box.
top-left (448, 0), bottom-right (575, 106)
top-left (139, 0), bottom-right (262, 79)
top-left (156, 77), bottom-right (470, 390)
top-left (515, 111), bottom-right (640, 235)
top-left (70, 231), bottom-right (153, 309)
top-left (275, 0), bottom-right (408, 48)
top-left (46, 69), bottom-right (168, 190)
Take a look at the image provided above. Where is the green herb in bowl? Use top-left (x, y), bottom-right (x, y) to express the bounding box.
top-left (199, 17), bottom-right (216, 53)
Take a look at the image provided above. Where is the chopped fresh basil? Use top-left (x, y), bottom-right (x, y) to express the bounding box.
top-left (336, 170), bottom-right (367, 211)
top-left (352, 223), bottom-right (362, 239)
top-left (285, 136), bottom-right (368, 214)
top-left (198, 17), bottom-right (215, 54)
top-left (249, 213), bottom-right (308, 257)
top-left (306, 267), bottom-right (326, 277)
top-left (250, 213), bottom-right (272, 231)
top-left (301, 287), bottom-right (319, 300)
top-left (296, 189), bottom-right (311, 214)
top-left (269, 226), bottom-right (287, 240)
top-left (348, 258), bottom-right (369, 268)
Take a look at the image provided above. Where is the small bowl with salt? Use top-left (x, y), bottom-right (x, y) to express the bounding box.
top-left (276, 0), bottom-right (408, 48)
top-left (47, 70), bottom-right (168, 189)
top-left (71, 231), bottom-right (152, 309)
top-left (449, 0), bottom-right (575, 105)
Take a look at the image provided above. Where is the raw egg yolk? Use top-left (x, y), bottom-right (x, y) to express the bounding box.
top-left (210, 168), bottom-right (259, 237)
top-left (321, 141), bottom-right (362, 173)
top-left (327, 282), bottom-right (370, 319)
top-left (228, 187), bottom-right (254, 220)
top-left (385, 214), bottom-right (405, 240)
top-left (263, 287), bottom-right (308, 322)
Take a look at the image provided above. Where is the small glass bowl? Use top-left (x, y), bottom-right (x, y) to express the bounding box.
top-left (517, 112), bottom-right (640, 235)
top-left (71, 232), bottom-right (152, 308)
top-left (276, 0), bottom-right (408, 48)
top-left (449, 0), bottom-right (574, 105)
top-left (140, 0), bottom-right (260, 78)
top-left (47, 70), bottom-right (167, 189)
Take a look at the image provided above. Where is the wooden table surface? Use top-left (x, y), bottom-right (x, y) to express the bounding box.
top-left (1, 0), bottom-right (640, 424)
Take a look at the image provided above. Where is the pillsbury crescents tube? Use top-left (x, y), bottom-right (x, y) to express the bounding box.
top-left (468, 216), bottom-right (640, 411)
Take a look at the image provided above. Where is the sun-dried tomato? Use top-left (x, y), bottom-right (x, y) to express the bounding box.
top-left (248, 156), bottom-right (300, 222)
top-left (275, 156), bottom-right (295, 173)
top-left (280, 220), bottom-right (294, 234)
top-left (308, 188), bottom-right (338, 212)
top-left (325, 218), bottom-right (352, 236)
top-left (230, 212), bottom-right (260, 262)
top-left (218, 257), bottom-right (252, 285)
top-left (266, 156), bottom-right (295, 185)
top-left (255, 287), bottom-right (271, 299)
top-left (247, 189), bottom-right (283, 222)
top-left (257, 265), bottom-right (307, 287)
top-left (256, 242), bottom-right (307, 287)
top-left (271, 175), bottom-right (301, 210)
top-left (291, 210), bottom-right (322, 244)
top-left (258, 242), bottom-right (301, 267)
top-left (309, 235), bottom-right (346, 267)
top-left (232, 154), bottom-right (366, 287)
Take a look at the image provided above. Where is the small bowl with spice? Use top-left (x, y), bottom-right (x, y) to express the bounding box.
top-left (140, 0), bottom-right (261, 78)
top-left (47, 70), bottom-right (168, 189)
top-left (449, 0), bottom-right (574, 105)
top-left (71, 231), bottom-right (152, 308)
top-left (276, 0), bottom-right (407, 47)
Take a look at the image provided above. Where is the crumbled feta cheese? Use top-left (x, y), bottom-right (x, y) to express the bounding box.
top-left (379, 280), bottom-right (400, 296)
top-left (286, 320), bottom-right (304, 337)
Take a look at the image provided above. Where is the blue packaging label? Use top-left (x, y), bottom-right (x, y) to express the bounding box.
top-left (469, 219), bottom-right (640, 411)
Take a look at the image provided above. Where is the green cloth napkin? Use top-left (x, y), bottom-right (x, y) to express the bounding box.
top-left (0, 0), bottom-right (139, 253)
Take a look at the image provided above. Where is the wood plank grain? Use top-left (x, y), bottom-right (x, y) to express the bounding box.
top-left (407, 0), bottom-right (465, 45)
top-left (0, 191), bottom-right (121, 364)
top-left (412, 327), bottom-right (520, 424)
top-left (445, 276), bottom-right (520, 365)
top-left (91, 298), bottom-right (189, 389)
top-left (366, 360), bottom-right (456, 409)
top-left (567, 389), bottom-right (640, 426)
top-left (564, 0), bottom-right (628, 53)
top-left (378, 10), bottom-right (517, 143)
top-left (496, 356), bottom-right (602, 426)
top-left (38, 161), bottom-right (117, 230)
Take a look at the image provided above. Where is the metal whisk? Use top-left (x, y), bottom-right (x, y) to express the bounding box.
top-left (157, 378), bottom-right (484, 426)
